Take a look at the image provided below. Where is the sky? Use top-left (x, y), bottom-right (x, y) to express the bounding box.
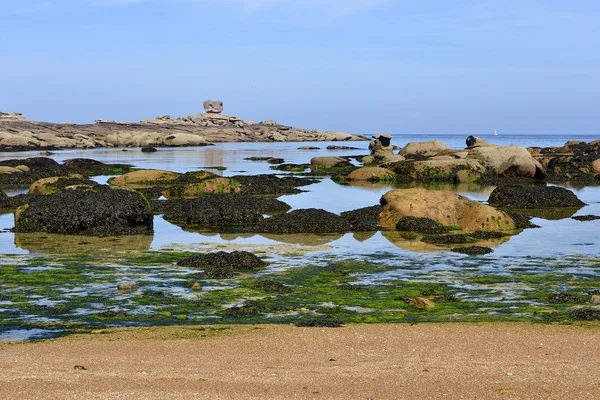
top-left (1, 0), bottom-right (599, 135)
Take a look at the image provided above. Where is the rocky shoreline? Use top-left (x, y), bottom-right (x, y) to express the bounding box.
top-left (0, 102), bottom-right (367, 150)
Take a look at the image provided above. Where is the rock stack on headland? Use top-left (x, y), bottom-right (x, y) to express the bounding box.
top-left (0, 101), bottom-right (367, 150)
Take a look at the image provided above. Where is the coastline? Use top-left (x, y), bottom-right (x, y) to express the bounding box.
top-left (1, 322), bottom-right (599, 399)
top-left (0, 119), bottom-right (368, 151)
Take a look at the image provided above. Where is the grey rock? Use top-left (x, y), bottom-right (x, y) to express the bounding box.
top-left (203, 100), bottom-right (223, 114)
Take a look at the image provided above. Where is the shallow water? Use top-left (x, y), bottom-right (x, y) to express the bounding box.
top-left (1, 134), bottom-right (599, 338)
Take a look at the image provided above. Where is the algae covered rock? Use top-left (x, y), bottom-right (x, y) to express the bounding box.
top-left (177, 251), bottom-right (265, 278)
top-left (344, 167), bottom-right (396, 182)
top-left (379, 188), bottom-right (515, 232)
top-left (341, 205), bottom-right (383, 231)
top-left (28, 175), bottom-right (92, 195)
top-left (158, 194), bottom-right (289, 228)
top-left (110, 169), bottom-right (181, 187)
top-left (488, 185), bottom-right (585, 208)
top-left (161, 177), bottom-right (241, 198)
top-left (396, 216), bottom-right (450, 234)
top-left (258, 208), bottom-right (351, 234)
top-left (14, 185), bottom-right (153, 236)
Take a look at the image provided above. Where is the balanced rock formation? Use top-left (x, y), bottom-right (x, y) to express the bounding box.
top-left (203, 100), bottom-right (224, 114)
top-left (378, 188), bottom-right (515, 232)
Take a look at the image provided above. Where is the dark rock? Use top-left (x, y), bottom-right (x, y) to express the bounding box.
top-left (61, 158), bottom-right (132, 176)
top-left (254, 280), bottom-right (293, 293)
top-left (177, 251), bottom-right (265, 271)
top-left (422, 234), bottom-right (469, 245)
top-left (327, 145), bottom-right (361, 150)
top-left (469, 230), bottom-right (510, 239)
top-left (572, 215), bottom-right (600, 221)
top-left (341, 205), bottom-right (383, 232)
top-left (506, 212), bottom-right (540, 229)
top-left (270, 163), bottom-right (310, 172)
top-left (488, 185), bottom-right (585, 208)
top-left (395, 216), bottom-right (450, 234)
top-left (451, 246), bottom-right (493, 255)
top-left (96, 310), bottom-right (129, 318)
top-left (295, 318), bottom-right (343, 328)
top-left (258, 208), bottom-right (351, 234)
top-left (234, 174), bottom-right (318, 196)
top-left (141, 147), bottom-right (158, 153)
top-left (157, 194), bottom-right (290, 228)
top-left (571, 308), bottom-right (600, 321)
top-left (548, 293), bottom-right (587, 303)
top-left (266, 158), bottom-right (285, 164)
top-left (13, 185), bottom-right (153, 236)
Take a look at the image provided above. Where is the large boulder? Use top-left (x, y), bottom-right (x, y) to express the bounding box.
top-left (345, 167), bottom-right (396, 182)
top-left (466, 145), bottom-right (534, 170)
top-left (203, 100), bottom-right (224, 114)
top-left (399, 140), bottom-right (449, 157)
top-left (110, 170), bottom-right (181, 187)
top-left (389, 159), bottom-right (489, 183)
top-left (310, 156), bottom-right (352, 172)
top-left (158, 194), bottom-right (290, 228)
top-left (498, 155), bottom-right (546, 179)
top-left (379, 188), bottom-right (515, 232)
top-left (258, 208), bottom-right (351, 234)
top-left (28, 175), bottom-right (92, 195)
top-left (14, 185), bottom-right (153, 236)
top-left (488, 185), bottom-right (585, 208)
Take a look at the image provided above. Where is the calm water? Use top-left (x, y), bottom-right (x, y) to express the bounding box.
top-left (0, 133), bottom-right (598, 258)
top-left (1, 134), bottom-right (599, 340)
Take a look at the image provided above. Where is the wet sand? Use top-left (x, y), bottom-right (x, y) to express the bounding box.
top-left (1, 323), bottom-right (599, 399)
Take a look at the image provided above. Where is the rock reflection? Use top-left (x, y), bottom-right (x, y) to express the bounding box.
top-left (260, 232), bottom-right (344, 246)
top-left (381, 231), bottom-right (511, 253)
top-left (15, 232), bottom-right (153, 254)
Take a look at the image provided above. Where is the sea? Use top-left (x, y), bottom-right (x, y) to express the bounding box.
top-left (0, 133), bottom-right (599, 340)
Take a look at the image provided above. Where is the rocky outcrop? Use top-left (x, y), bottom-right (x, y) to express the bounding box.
top-left (488, 185), bottom-right (585, 209)
top-left (379, 188), bottom-right (515, 232)
top-left (14, 185), bottom-right (153, 236)
top-left (399, 140), bottom-right (449, 157)
top-left (0, 112), bottom-right (26, 121)
top-left (0, 103), bottom-right (367, 150)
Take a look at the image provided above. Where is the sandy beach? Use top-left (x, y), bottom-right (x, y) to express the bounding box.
top-left (1, 323), bottom-right (599, 399)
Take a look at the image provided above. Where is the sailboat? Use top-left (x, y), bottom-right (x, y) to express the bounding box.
top-left (494, 129), bottom-right (498, 136)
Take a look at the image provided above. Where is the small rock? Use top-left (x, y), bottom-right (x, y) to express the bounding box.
top-left (117, 281), bottom-right (139, 291)
top-left (409, 297), bottom-right (435, 309)
top-left (590, 295), bottom-right (600, 305)
top-left (192, 282), bottom-right (202, 290)
top-left (141, 147), bottom-right (158, 153)
top-left (177, 314), bottom-right (189, 320)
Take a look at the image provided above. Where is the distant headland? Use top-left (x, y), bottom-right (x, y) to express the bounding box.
top-left (0, 101), bottom-right (367, 151)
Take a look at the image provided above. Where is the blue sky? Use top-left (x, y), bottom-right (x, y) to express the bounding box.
top-left (1, 0), bottom-right (598, 135)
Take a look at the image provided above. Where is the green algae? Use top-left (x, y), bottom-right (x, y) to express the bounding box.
top-left (1, 250), bottom-right (599, 338)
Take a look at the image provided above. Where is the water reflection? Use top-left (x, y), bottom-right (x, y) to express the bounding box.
top-left (15, 232), bottom-right (153, 253)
